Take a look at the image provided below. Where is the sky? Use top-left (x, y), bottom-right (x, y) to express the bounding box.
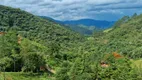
top-left (0, 0), bottom-right (142, 21)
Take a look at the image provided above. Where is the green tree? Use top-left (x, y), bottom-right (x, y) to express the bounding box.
top-left (0, 30), bottom-right (20, 72)
top-left (20, 39), bottom-right (46, 72)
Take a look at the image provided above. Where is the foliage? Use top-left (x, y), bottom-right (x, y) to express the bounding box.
top-left (0, 5), bottom-right (142, 80)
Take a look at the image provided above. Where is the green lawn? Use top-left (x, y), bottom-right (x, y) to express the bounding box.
top-left (0, 72), bottom-right (55, 80)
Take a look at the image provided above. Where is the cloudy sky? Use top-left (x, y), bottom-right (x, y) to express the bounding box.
top-left (0, 0), bottom-right (142, 21)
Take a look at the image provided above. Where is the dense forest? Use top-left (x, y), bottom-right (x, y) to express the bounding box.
top-left (0, 5), bottom-right (142, 80)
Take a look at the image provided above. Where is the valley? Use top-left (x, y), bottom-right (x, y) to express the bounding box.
top-left (0, 5), bottom-right (142, 80)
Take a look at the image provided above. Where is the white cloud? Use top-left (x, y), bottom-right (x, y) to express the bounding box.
top-left (0, 0), bottom-right (142, 21)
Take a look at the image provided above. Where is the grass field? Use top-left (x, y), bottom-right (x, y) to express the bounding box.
top-left (131, 59), bottom-right (142, 79)
top-left (131, 59), bottom-right (142, 68)
top-left (0, 72), bottom-right (55, 80)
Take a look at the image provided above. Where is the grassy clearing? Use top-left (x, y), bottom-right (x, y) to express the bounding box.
top-left (0, 72), bottom-right (55, 80)
top-left (131, 59), bottom-right (142, 68)
top-left (131, 59), bottom-right (142, 79)
top-left (103, 28), bottom-right (113, 33)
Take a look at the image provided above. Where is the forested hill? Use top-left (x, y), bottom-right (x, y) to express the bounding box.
top-left (0, 5), bottom-right (83, 44)
top-left (92, 14), bottom-right (142, 58)
top-left (0, 5), bottom-right (84, 76)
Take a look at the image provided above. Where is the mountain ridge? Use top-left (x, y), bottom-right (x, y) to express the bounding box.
top-left (40, 16), bottom-right (115, 35)
top-left (40, 16), bottom-right (115, 29)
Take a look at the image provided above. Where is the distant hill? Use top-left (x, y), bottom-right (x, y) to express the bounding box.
top-left (61, 19), bottom-right (114, 29)
top-left (40, 16), bottom-right (115, 35)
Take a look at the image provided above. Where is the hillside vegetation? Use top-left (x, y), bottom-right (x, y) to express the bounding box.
top-left (93, 14), bottom-right (142, 58)
top-left (0, 5), bottom-right (83, 44)
top-left (0, 5), bottom-right (142, 80)
top-left (0, 5), bottom-right (83, 76)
